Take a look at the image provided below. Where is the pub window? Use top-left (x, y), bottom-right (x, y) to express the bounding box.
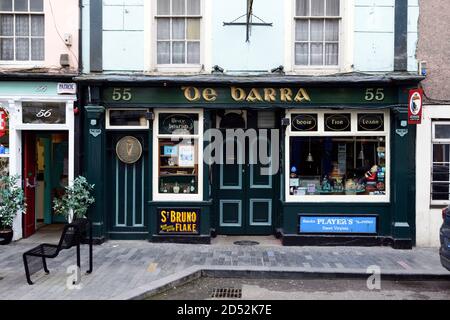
top-left (294, 0), bottom-right (341, 66)
top-left (106, 109), bottom-right (150, 129)
top-left (0, 106), bottom-right (9, 176)
top-left (153, 110), bottom-right (203, 201)
top-left (431, 122), bottom-right (450, 204)
top-left (287, 110), bottom-right (389, 202)
top-left (0, 0), bottom-right (45, 62)
top-left (155, 0), bottom-right (201, 65)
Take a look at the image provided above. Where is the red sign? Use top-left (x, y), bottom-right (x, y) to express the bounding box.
top-left (408, 89), bottom-right (423, 124)
top-left (0, 108), bottom-right (7, 138)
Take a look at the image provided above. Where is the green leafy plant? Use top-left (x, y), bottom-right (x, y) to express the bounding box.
top-left (53, 176), bottom-right (95, 221)
top-left (0, 175), bottom-right (26, 230)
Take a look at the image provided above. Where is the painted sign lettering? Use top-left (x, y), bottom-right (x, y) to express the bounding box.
top-left (159, 113), bottom-right (197, 135)
top-left (158, 208), bottom-right (200, 234)
top-left (358, 114), bottom-right (384, 131)
top-left (324, 114), bottom-right (351, 132)
top-left (299, 215), bottom-right (377, 234)
top-left (291, 114), bottom-right (318, 131)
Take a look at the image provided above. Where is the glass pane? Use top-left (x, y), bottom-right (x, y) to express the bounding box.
top-left (326, 0), bottom-right (340, 16)
top-left (0, 38), bottom-right (13, 59)
top-left (15, 37), bottom-right (28, 60)
top-left (172, 41), bottom-right (185, 63)
top-left (30, 14), bottom-right (43, 36)
top-left (159, 113), bottom-right (199, 134)
top-left (157, 0), bottom-right (170, 15)
top-left (289, 136), bottom-right (387, 196)
top-left (187, 0), bottom-right (200, 15)
top-left (310, 43), bottom-right (323, 65)
top-left (29, 0), bottom-right (43, 12)
top-left (158, 138), bottom-right (199, 195)
top-left (296, 0), bottom-right (309, 16)
top-left (172, 0), bottom-right (185, 15)
top-left (433, 164), bottom-right (450, 183)
top-left (187, 41), bottom-right (199, 64)
top-left (310, 19), bottom-right (323, 41)
top-left (433, 144), bottom-right (450, 163)
top-left (325, 19), bottom-right (339, 41)
top-left (325, 43), bottom-right (338, 65)
top-left (435, 125), bottom-right (450, 139)
top-left (311, 0), bottom-right (324, 16)
top-left (14, 0), bottom-right (27, 11)
top-left (172, 18), bottom-right (185, 40)
top-left (157, 41), bottom-right (170, 64)
top-left (0, 0), bottom-right (12, 11)
top-left (0, 158), bottom-right (8, 175)
top-left (15, 14), bottom-right (28, 36)
top-left (295, 20), bottom-right (308, 41)
top-left (186, 18), bottom-right (199, 40)
top-left (0, 14), bottom-right (13, 36)
top-left (157, 18), bottom-right (170, 40)
top-left (109, 110), bottom-right (148, 127)
top-left (22, 102), bottom-right (66, 124)
top-left (295, 43), bottom-right (308, 65)
top-left (31, 37), bottom-right (43, 60)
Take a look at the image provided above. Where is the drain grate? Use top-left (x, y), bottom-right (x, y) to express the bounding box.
top-left (211, 288), bottom-right (242, 299)
top-left (233, 240), bottom-right (259, 246)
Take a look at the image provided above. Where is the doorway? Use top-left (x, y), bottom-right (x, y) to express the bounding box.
top-left (23, 132), bottom-right (69, 238)
top-left (213, 110), bottom-right (280, 235)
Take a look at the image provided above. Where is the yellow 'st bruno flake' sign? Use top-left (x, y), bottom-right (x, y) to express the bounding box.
top-left (158, 208), bottom-right (200, 234)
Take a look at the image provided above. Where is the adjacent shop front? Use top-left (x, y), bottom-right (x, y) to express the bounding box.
top-left (78, 74), bottom-right (421, 248)
top-left (0, 80), bottom-right (77, 240)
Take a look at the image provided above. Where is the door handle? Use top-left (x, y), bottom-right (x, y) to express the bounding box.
top-left (26, 177), bottom-right (37, 188)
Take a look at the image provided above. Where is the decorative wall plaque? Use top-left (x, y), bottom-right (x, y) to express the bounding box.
top-left (116, 136), bottom-right (143, 164)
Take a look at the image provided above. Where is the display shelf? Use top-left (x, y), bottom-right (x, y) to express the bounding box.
top-left (0, 154), bottom-right (10, 158)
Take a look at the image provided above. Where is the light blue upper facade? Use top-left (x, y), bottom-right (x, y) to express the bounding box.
top-left (82, 0), bottom-right (419, 74)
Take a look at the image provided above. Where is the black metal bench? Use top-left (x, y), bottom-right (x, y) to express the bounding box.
top-left (23, 219), bottom-right (93, 285)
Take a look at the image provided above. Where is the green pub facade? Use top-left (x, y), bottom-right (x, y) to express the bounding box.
top-left (77, 74), bottom-right (421, 248)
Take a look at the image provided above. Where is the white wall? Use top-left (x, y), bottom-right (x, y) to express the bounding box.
top-left (416, 104), bottom-right (448, 247)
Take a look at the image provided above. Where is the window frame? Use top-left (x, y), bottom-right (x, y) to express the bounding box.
top-left (430, 121), bottom-right (450, 205)
top-left (0, 104), bottom-right (10, 177)
top-left (288, 0), bottom-right (353, 73)
top-left (152, 108), bottom-right (204, 202)
top-left (285, 109), bottom-right (390, 203)
top-left (0, 0), bottom-right (45, 63)
top-left (152, 0), bottom-right (203, 72)
top-left (106, 108), bottom-right (150, 130)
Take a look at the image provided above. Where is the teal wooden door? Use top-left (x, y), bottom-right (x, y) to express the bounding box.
top-left (106, 132), bottom-right (148, 239)
top-left (215, 129), bottom-right (276, 235)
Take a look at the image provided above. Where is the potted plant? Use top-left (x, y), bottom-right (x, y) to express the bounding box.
top-left (0, 175), bottom-right (26, 245)
top-left (53, 176), bottom-right (95, 237)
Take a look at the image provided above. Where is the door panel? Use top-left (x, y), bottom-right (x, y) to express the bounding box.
top-left (107, 133), bottom-right (148, 238)
top-left (214, 114), bottom-right (278, 235)
top-left (23, 132), bottom-right (36, 238)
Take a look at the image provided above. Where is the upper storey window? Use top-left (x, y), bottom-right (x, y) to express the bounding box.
top-left (294, 0), bottom-right (340, 67)
top-left (156, 0), bottom-right (201, 65)
top-left (0, 0), bottom-right (44, 62)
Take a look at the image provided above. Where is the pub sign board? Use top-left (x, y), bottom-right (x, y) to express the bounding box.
top-left (324, 113), bottom-right (351, 132)
top-left (299, 215), bottom-right (377, 234)
top-left (291, 114), bottom-right (318, 132)
top-left (357, 113), bottom-right (384, 131)
top-left (408, 88), bottom-right (423, 124)
top-left (159, 113), bottom-right (198, 135)
top-left (158, 208), bottom-right (200, 234)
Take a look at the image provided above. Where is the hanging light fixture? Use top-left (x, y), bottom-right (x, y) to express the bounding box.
top-left (306, 138), bottom-right (314, 162)
top-left (358, 143), bottom-right (365, 160)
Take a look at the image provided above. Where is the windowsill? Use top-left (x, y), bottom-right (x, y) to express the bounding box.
top-left (285, 195), bottom-right (390, 204)
top-left (150, 65), bottom-right (204, 74)
top-left (287, 67), bottom-right (342, 76)
top-left (0, 62), bottom-right (45, 69)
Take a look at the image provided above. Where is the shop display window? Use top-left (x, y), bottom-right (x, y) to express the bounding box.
top-left (106, 109), bottom-right (150, 129)
top-left (287, 111), bottom-right (389, 202)
top-left (154, 110), bottom-right (202, 201)
top-left (289, 136), bottom-right (386, 196)
top-left (431, 122), bottom-right (450, 203)
top-left (0, 107), bottom-right (9, 175)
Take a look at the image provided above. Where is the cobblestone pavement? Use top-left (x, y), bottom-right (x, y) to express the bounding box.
top-left (0, 234), bottom-right (448, 300)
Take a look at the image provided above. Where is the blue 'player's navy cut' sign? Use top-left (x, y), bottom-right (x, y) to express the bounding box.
top-left (299, 216), bottom-right (377, 234)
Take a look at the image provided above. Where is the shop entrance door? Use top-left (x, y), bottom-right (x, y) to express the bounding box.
top-left (214, 110), bottom-right (278, 235)
top-left (106, 132), bottom-right (149, 239)
top-left (23, 132), bottom-right (69, 237)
